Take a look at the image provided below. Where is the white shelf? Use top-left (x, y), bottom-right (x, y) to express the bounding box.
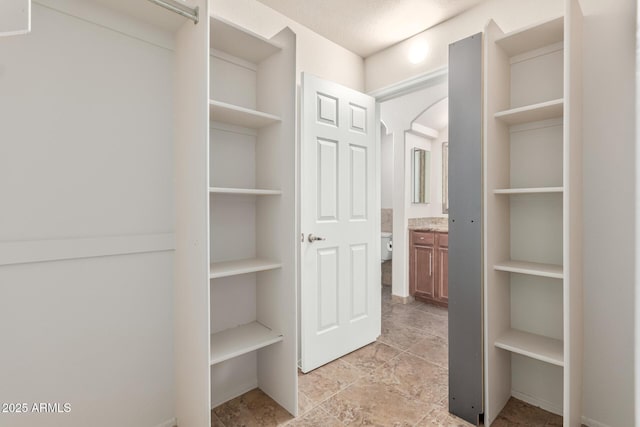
top-left (495, 329), bottom-right (564, 367)
top-left (209, 187), bottom-right (282, 196)
top-left (210, 258), bottom-right (282, 279)
top-left (494, 187), bottom-right (564, 195)
top-left (496, 16), bottom-right (564, 57)
top-left (210, 321), bottom-right (283, 365)
top-left (495, 99), bottom-right (563, 125)
top-left (209, 100), bottom-right (281, 129)
top-left (210, 16), bottom-right (281, 64)
top-left (494, 260), bottom-right (563, 279)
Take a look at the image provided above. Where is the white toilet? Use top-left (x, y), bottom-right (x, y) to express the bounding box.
top-left (381, 232), bottom-right (393, 262)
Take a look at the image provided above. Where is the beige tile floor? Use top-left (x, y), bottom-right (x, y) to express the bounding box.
top-left (211, 286), bottom-right (563, 426)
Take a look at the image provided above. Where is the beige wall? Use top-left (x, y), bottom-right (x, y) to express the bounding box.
top-left (580, 1), bottom-right (635, 425)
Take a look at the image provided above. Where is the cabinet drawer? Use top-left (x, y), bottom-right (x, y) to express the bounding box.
top-left (411, 230), bottom-right (435, 246)
top-left (437, 232), bottom-right (448, 247)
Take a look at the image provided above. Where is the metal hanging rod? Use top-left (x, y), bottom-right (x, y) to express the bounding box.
top-left (147, 0), bottom-right (199, 24)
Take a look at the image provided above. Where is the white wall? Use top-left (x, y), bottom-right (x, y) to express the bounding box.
top-left (381, 130), bottom-right (394, 209)
top-left (210, 0), bottom-right (364, 91)
top-left (0, 4), bottom-right (175, 427)
top-left (368, 0), bottom-right (636, 425)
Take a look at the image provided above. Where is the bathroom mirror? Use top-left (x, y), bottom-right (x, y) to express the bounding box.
top-left (412, 148), bottom-right (431, 204)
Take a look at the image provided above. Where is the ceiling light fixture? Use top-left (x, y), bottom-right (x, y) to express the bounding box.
top-left (408, 40), bottom-right (429, 64)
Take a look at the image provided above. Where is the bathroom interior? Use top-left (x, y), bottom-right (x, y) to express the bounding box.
top-left (380, 83), bottom-right (449, 309)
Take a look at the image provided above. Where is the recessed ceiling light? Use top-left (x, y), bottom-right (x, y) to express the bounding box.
top-left (408, 40), bottom-right (429, 64)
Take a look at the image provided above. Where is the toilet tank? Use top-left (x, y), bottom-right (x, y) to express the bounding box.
top-left (381, 232), bottom-right (392, 261)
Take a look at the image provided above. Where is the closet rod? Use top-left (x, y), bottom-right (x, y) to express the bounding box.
top-left (147, 0), bottom-right (199, 24)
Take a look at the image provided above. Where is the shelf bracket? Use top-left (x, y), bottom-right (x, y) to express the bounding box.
top-left (146, 0), bottom-right (199, 24)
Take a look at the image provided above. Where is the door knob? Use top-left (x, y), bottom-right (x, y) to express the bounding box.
top-left (308, 234), bottom-right (326, 243)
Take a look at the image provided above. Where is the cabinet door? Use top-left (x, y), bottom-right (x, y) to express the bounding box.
top-left (436, 233), bottom-right (449, 305)
top-left (410, 232), bottom-right (435, 301)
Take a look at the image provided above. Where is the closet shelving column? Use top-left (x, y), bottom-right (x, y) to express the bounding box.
top-left (483, 0), bottom-right (582, 425)
top-left (208, 16), bottom-right (297, 415)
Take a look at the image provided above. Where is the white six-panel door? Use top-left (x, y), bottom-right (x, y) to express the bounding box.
top-left (300, 73), bottom-right (380, 372)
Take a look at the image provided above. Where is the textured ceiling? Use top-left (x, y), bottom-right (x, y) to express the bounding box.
top-left (255, 0), bottom-right (485, 57)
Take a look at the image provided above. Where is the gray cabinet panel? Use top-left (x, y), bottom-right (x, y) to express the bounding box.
top-left (447, 32), bottom-right (483, 425)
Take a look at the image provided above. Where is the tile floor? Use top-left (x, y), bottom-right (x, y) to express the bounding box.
top-left (211, 286), bottom-right (564, 426)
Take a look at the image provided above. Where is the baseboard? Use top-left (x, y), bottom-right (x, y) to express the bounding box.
top-left (510, 390), bottom-right (563, 416)
top-left (211, 379), bottom-right (258, 409)
top-left (511, 390), bottom-right (611, 427)
top-left (154, 418), bottom-right (177, 427)
top-left (392, 294), bottom-right (414, 304)
top-left (580, 416), bottom-right (611, 427)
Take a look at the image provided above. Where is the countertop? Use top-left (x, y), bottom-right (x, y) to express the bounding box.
top-left (409, 225), bottom-right (448, 233)
top-left (407, 217), bottom-right (449, 233)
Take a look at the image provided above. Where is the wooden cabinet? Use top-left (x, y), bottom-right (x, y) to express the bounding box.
top-left (435, 233), bottom-right (448, 304)
top-left (409, 230), bottom-right (448, 307)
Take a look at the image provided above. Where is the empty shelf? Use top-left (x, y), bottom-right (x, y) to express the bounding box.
top-left (494, 187), bottom-right (563, 195)
top-left (209, 187), bottom-right (282, 196)
top-left (210, 258), bottom-right (282, 279)
top-left (210, 16), bottom-right (281, 64)
top-left (494, 260), bottom-right (563, 279)
top-left (495, 329), bottom-right (563, 367)
top-left (209, 100), bottom-right (281, 129)
top-left (495, 99), bottom-right (563, 125)
top-left (496, 16), bottom-right (564, 56)
top-left (210, 321), bottom-right (283, 365)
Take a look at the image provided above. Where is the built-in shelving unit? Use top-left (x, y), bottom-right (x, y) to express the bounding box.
top-left (493, 260), bottom-right (563, 279)
top-left (495, 329), bottom-right (564, 367)
top-left (176, 13), bottom-right (298, 425)
top-left (209, 258), bottom-right (282, 279)
top-left (210, 322), bottom-right (284, 365)
top-left (210, 17), bottom-right (281, 63)
top-left (494, 187), bottom-right (563, 195)
top-left (209, 100), bottom-right (281, 128)
top-left (206, 14), bottom-right (298, 417)
top-left (209, 187), bottom-right (282, 196)
top-left (494, 16), bottom-right (564, 56)
top-left (494, 98), bottom-right (563, 125)
top-left (484, 2), bottom-right (583, 425)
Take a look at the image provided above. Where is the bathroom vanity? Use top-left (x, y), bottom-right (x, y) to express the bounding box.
top-left (409, 227), bottom-right (448, 307)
